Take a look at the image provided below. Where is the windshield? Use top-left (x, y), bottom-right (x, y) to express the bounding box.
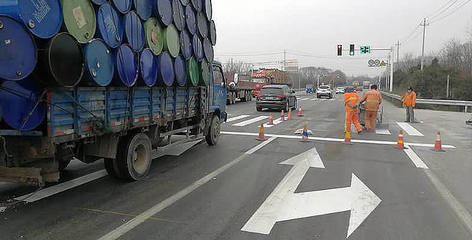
top-left (260, 87), bottom-right (283, 95)
top-left (319, 86), bottom-right (330, 89)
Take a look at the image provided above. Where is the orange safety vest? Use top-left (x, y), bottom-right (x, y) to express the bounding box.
top-left (402, 91), bottom-right (417, 107)
top-left (344, 92), bottom-right (360, 111)
top-left (360, 89), bottom-right (382, 111)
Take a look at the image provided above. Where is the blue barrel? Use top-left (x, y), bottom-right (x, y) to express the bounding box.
top-left (124, 11), bottom-right (145, 52)
top-left (112, 0), bottom-right (131, 14)
top-left (180, 0), bottom-right (190, 6)
top-left (172, 0), bottom-right (185, 31)
top-left (192, 35), bottom-right (203, 61)
top-left (196, 11), bottom-right (208, 38)
top-left (154, 0), bottom-right (173, 26)
top-left (209, 20), bottom-right (216, 45)
top-left (0, 78), bottom-right (46, 131)
top-left (139, 48), bottom-right (158, 87)
top-left (185, 5), bottom-right (196, 35)
top-left (83, 39), bottom-right (114, 87)
top-left (157, 52), bottom-right (174, 86)
top-left (203, 37), bottom-right (213, 63)
top-left (204, 0), bottom-right (212, 20)
top-left (174, 55), bottom-right (187, 87)
top-left (0, 0), bottom-right (62, 39)
top-left (180, 30), bottom-right (192, 60)
top-left (91, 0), bottom-right (107, 5)
top-left (114, 44), bottom-right (138, 87)
top-left (0, 16), bottom-right (37, 81)
top-left (96, 3), bottom-right (124, 49)
top-left (133, 0), bottom-right (152, 20)
top-left (191, 0), bottom-right (201, 12)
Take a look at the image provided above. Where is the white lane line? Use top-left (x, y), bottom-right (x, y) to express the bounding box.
top-left (226, 115), bottom-right (250, 123)
top-left (233, 116), bottom-right (269, 127)
top-left (98, 138), bottom-right (277, 240)
top-left (221, 131), bottom-right (456, 149)
top-left (375, 129), bottom-right (391, 135)
top-left (14, 170), bottom-right (108, 203)
top-left (396, 122), bottom-right (424, 136)
top-left (263, 117), bottom-right (286, 128)
top-left (301, 98), bottom-right (310, 101)
top-left (402, 145), bottom-right (429, 169)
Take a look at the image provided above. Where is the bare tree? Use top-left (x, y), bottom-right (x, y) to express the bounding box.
top-left (223, 59), bottom-right (252, 76)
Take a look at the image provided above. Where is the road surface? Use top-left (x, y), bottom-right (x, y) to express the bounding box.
top-left (1, 93), bottom-right (472, 240)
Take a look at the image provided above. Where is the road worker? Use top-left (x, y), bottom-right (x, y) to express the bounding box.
top-left (344, 87), bottom-right (363, 134)
top-left (360, 85), bottom-right (382, 131)
top-left (402, 87), bottom-right (417, 123)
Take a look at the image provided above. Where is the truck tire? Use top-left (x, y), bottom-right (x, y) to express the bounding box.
top-left (206, 115), bottom-right (221, 146)
top-left (256, 107), bottom-right (262, 112)
top-left (58, 159), bottom-right (72, 171)
top-left (116, 133), bottom-right (152, 181)
top-left (104, 158), bottom-right (123, 179)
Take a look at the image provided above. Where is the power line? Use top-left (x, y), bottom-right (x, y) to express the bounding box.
top-left (428, 0), bottom-right (459, 21)
top-left (430, 0), bottom-right (472, 24)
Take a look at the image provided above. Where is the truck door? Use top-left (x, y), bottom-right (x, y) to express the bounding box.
top-left (212, 64), bottom-right (227, 120)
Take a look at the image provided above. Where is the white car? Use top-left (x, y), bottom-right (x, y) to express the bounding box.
top-left (316, 85), bottom-right (334, 99)
top-left (335, 87), bottom-right (345, 94)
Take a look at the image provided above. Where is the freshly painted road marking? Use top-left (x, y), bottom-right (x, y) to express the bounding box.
top-left (14, 170), bottom-right (108, 203)
top-left (242, 148), bottom-right (380, 238)
top-left (233, 116), bottom-right (269, 127)
top-left (403, 145), bottom-right (429, 169)
top-left (375, 129), bottom-right (391, 135)
top-left (263, 116), bottom-right (286, 128)
top-left (221, 131), bottom-right (456, 149)
top-left (300, 98), bottom-right (310, 101)
top-left (226, 115), bottom-right (250, 123)
top-left (396, 122), bottom-right (424, 136)
top-left (97, 137), bottom-right (277, 240)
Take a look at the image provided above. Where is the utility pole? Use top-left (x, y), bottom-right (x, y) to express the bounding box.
top-left (283, 50), bottom-right (286, 71)
top-left (420, 18), bottom-right (429, 71)
top-left (389, 47), bottom-right (394, 92)
top-left (446, 75), bottom-right (450, 98)
top-left (396, 41), bottom-right (400, 63)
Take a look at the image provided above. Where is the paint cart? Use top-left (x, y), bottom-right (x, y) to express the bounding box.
top-left (359, 104), bottom-right (383, 127)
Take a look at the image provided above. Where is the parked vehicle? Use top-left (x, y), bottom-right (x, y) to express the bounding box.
top-left (0, 63), bottom-right (227, 185)
top-left (335, 87), bottom-right (345, 94)
top-left (256, 85), bottom-right (297, 112)
top-left (317, 85), bottom-right (334, 99)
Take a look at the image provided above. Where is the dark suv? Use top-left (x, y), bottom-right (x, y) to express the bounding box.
top-left (256, 85), bottom-right (297, 112)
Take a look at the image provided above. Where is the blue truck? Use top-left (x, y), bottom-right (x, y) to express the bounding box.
top-left (0, 63), bottom-right (227, 185)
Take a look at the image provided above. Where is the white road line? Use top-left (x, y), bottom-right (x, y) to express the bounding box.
top-left (301, 98), bottom-right (310, 101)
top-left (14, 170), bottom-right (108, 203)
top-left (263, 117), bottom-right (286, 128)
top-left (97, 138), bottom-right (277, 240)
top-left (396, 122), bottom-right (424, 136)
top-left (221, 131), bottom-right (456, 149)
top-left (226, 115), bottom-right (250, 123)
top-left (402, 146), bottom-right (429, 169)
top-left (375, 129), bottom-right (391, 135)
top-left (233, 116), bottom-right (269, 127)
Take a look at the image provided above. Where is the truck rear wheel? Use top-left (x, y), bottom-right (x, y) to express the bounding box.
top-left (206, 115), bottom-right (221, 146)
top-left (115, 133), bottom-right (152, 180)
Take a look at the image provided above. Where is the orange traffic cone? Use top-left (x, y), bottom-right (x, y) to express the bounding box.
top-left (344, 131), bottom-right (352, 145)
top-left (396, 130), bottom-right (405, 149)
top-left (288, 109), bottom-right (292, 120)
top-left (300, 125), bottom-right (310, 142)
top-left (257, 123), bottom-right (265, 141)
top-left (434, 131), bottom-right (445, 152)
top-left (268, 113), bottom-right (274, 125)
top-left (281, 110), bottom-right (285, 122)
top-left (298, 106), bottom-right (303, 117)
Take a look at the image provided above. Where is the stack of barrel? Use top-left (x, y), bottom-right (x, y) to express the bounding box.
top-left (0, 0), bottom-right (217, 131)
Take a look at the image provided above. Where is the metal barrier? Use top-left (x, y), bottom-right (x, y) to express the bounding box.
top-left (381, 91), bottom-right (472, 113)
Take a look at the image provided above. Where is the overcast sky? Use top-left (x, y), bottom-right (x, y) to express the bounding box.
top-left (212, 0), bottom-right (472, 77)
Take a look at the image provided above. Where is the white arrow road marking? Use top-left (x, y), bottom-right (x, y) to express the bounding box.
top-left (241, 148), bottom-right (381, 238)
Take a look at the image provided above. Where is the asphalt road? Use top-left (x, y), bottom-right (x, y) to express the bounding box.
top-left (1, 93), bottom-right (472, 240)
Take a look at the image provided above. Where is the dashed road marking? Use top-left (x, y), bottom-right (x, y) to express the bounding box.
top-left (375, 129), bottom-right (391, 135)
top-left (226, 115), bottom-right (251, 123)
top-left (396, 122), bottom-right (424, 136)
top-left (97, 137), bottom-right (278, 240)
top-left (402, 145), bottom-right (429, 169)
top-left (233, 116), bottom-right (269, 127)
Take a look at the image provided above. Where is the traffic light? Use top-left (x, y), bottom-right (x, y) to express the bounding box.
top-left (349, 44), bottom-right (355, 56)
top-left (337, 45), bottom-right (342, 56)
top-left (360, 46), bottom-right (371, 54)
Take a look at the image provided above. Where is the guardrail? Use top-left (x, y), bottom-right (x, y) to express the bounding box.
top-left (381, 91), bottom-right (472, 113)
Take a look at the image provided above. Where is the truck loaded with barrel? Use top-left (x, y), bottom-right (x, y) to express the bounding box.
top-left (0, 0), bottom-right (225, 185)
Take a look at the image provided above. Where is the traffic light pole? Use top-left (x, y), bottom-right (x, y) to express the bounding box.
top-left (390, 47), bottom-right (394, 92)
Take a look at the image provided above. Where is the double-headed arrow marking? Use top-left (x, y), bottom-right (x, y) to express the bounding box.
top-left (241, 147), bottom-right (381, 238)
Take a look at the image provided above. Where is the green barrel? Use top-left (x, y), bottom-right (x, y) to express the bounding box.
top-left (144, 17), bottom-right (164, 56)
top-left (199, 59), bottom-right (211, 86)
top-left (61, 0), bottom-right (96, 43)
top-left (163, 24), bottom-right (180, 58)
top-left (186, 57), bottom-right (199, 86)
